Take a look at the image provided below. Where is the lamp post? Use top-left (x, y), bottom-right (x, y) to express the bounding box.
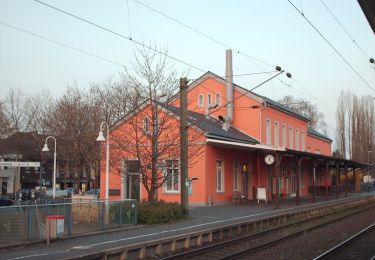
top-left (368, 150), bottom-right (372, 192)
top-left (96, 122), bottom-right (109, 202)
top-left (42, 136), bottom-right (57, 199)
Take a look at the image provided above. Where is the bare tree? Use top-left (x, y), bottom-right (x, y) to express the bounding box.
top-left (109, 44), bottom-right (202, 202)
top-left (336, 90), bottom-right (346, 158)
top-left (3, 88), bottom-right (28, 134)
top-left (335, 90), bottom-right (375, 163)
top-left (278, 95), bottom-right (327, 134)
top-left (0, 100), bottom-right (11, 138)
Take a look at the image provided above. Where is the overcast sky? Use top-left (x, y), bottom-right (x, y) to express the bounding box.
top-left (1, 0), bottom-right (374, 141)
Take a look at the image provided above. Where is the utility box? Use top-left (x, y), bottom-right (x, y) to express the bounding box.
top-left (46, 215), bottom-right (64, 241)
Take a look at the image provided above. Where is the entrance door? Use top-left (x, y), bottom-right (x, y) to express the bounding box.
top-left (2, 182), bottom-right (7, 195)
top-left (125, 174), bottom-right (140, 201)
top-left (241, 162), bottom-right (251, 200)
top-left (247, 171), bottom-right (252, 200)
top-left (290, 174), bottom-right (296, 197)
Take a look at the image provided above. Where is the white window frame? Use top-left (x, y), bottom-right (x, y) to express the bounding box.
top-left (215, 93), bottom-right (221, 106)
top-left (274, 121), bottom-right (279, 147)
top-left (315, 149), bottom-right (321, 155)
top-left (198, 94), bottom-right (204, 108)
top-left (216, 160), bottom-right (224, 192)
top-left (207, 93), bottom-right (212, 105)
top-left (233, 161), bottom-right (240, 191)
top-left (289, 126), bottom-right (293, 149)
top-left (282, 124), bottom-right (286, 147)
top-left (307, 147), bottom-right (311, 153)
top-left (295, 129), bottom-right (300, 151)
top-left (266, 119), bottom-right (271, 145)
top-left (164, 159), bottom-right (180, 193)
top-left (143, 117), bottom-right (150, 133)
top-left (301, 131), bottom-right (305, 151)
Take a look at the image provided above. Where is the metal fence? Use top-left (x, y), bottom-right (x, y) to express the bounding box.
top-left (0, 199), bottom-right (137, 245)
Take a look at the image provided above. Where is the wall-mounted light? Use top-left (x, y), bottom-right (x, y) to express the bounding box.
top-left (242, 163), bottom-right (248, 173)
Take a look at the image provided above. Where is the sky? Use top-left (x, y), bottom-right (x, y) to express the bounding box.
top-left (0, 0), bottom-right (374, 143)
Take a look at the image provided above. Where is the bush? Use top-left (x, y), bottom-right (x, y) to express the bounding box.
top-left (138, 200), bottom-right (185, 225)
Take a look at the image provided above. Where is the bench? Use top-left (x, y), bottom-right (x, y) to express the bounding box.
top-left (232, 191), bottom-right (247, 204)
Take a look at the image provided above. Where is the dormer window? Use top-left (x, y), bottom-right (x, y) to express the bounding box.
top-left (198, 94), bottom-right (204, 108)
top-left (216, 93), bottom-right (221, 106)
top-left (207, 94), bottom-right (212, 105)
top-left (143, 117), bottom-right (150, 133)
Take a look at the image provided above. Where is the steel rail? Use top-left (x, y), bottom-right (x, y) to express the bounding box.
top-left (161, 201), bottom-right (375, 260)
top-left (313, 222), bottom-right (375, 260)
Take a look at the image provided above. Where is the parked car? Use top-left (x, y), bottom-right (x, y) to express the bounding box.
top-left (46, 189), bottom-right (68, 197)
top-left (85, 189), bottom-right (100, 197)
top-left (0, 196), bottom-right (13, 207)
top-left (66, 187), bottom-right (73, 193)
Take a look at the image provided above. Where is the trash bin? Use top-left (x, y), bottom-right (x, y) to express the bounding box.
top-left (46, 215), bottom-right (64, 241)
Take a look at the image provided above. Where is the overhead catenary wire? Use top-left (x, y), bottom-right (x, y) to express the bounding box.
top-left (187, 70), bottom-right (286, 128)
top-left (34, 0), bottom-right (206, 74)
top-left (132, 0), bottom-right (275, 69)
top-left (319, 0), bottom-right (371, 61)
top-left (33, 0), bottom-right (338, 134)
top-left (126, 0), bottom-right (133, 39)
top-left (287, 0), bottom-right (375, 94)
top-left (0, 20), bottom-right (133, 70)
top-left (33, 0), bottom-right (283, 102)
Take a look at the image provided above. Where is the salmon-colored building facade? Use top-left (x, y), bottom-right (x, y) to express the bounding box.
top-left (100, 51), bottom-right (348, 206)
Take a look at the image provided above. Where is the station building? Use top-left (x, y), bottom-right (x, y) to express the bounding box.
top-left (102, 51), bottom-right (368, 206)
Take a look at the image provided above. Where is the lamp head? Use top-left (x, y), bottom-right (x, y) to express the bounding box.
top-left (42, 143), bottom-right (49, 152)
top-left (96, 131), bottom-right (105, 142)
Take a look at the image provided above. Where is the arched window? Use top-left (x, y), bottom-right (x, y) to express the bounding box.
top-left (143, 117), bottom-right (150, 133)
top-left (198, 94), bottom-right (204, 108)
top-left (207, 94), bottom-right (212, 105)
top-left (216, 93), bottom-right (221, 105)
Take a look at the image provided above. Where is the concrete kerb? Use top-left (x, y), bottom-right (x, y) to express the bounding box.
top-left (0, 224), bottom-right (144, 251)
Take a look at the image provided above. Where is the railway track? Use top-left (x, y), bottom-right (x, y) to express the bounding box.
top-left (313, 223), bottom-right (375, 260)
top-left (160, 201), bottom-right (375, 260)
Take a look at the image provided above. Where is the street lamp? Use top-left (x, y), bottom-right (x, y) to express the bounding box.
top-left (97, 122), bottom-right (110, 201)
top-left (42, 136), bottom-right (57, 199)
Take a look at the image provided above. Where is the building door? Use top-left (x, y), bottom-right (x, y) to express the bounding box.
top-left (125, 174), bottom-right (140, 200)
top-left (290, 174), bottom-right (296, 197)
top-left (241, 162), bottom-right (251, 199)
top-left (2, 182), bottom-right (7, 195)
top-left (248, 172), bottom-right (253, 200)
top-left (122, 160), bottom-right (141, 201)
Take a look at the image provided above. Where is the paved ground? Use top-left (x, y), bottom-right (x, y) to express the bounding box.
top-left (1, 192), bottom-right (374, 260)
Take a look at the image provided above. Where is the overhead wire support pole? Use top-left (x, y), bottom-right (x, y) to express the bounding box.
top-left (180, 77), bottom-right (189, 215)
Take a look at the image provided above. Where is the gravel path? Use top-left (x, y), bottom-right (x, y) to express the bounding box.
top-left (247, 206), bottom-right (375, 260)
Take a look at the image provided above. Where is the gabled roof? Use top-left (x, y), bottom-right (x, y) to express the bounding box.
top-left (307, 127), bottom-right (332, 142)
top-left (164, 104), bottom-right (260, 145)
top-left (252, 93), bottom-right (310, 122)
top-left (187, 71), bottom-right (310, 122)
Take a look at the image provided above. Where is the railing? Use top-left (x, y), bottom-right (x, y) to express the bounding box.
top-left (0, 199), bottom-right (137, 245)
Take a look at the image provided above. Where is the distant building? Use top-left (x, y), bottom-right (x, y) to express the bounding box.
top-left (0, 132), bottom-right (50, 195)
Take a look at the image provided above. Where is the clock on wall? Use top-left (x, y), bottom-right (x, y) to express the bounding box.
top-left (265, 154), bottom-right (275, 165)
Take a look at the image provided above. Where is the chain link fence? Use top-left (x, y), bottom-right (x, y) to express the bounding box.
top-left (0, 199), bottom-right (137, 245)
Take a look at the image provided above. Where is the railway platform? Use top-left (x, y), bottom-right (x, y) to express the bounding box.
top-left (1, 191), bottom-right (375, 260)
